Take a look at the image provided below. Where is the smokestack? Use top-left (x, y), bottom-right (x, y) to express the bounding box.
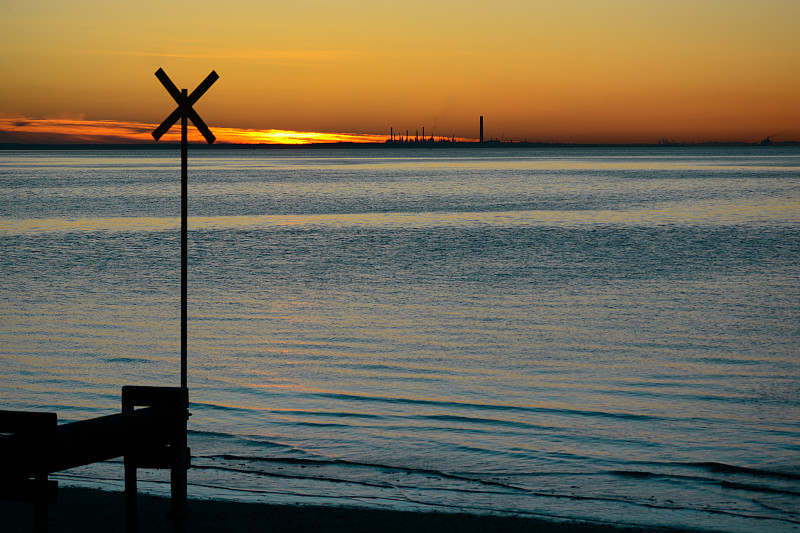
top-left (480, 116), bottom-right (484, 143)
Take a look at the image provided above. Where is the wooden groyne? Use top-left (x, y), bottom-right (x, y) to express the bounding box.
top-left (0, 386), bottom-right (189, 533)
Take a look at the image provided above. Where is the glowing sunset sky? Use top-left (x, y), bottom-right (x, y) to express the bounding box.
top-left (1, 0), bottom-right (799, 144)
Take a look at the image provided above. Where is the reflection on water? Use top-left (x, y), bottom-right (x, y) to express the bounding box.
top-left (1, 147), bottom-right (799, 531)
top-left (3, 199), bottom-right (799, 235)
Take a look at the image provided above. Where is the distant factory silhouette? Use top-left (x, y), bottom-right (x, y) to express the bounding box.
top-left (386, 116), bottom-right (485, 145)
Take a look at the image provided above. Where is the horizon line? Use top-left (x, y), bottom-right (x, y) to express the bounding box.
top-left (0, 116), bottom-right (796, 147)
top-left (4, 140), bottom-right (799, 150)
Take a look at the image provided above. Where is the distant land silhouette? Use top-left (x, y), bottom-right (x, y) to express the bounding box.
top-left (1, 139), bottom-right (798, 150)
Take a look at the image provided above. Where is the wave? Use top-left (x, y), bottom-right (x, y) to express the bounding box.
top-left (200, 454), bottom-right (800, 502)
top-left (201, 454), bottom-right (525, 492)
top-left (609, 460), bottom-right (800, 482)
top-left (246, 390), bottom-right (672, 422)
top-left (103, 356), bottom-right (140, 363)
top-left (609, 469), bottom-right (800, 498)
top-left (719, 481), bottom-right (800, 497)
top-left (690, 462), bottom-right (800, 481)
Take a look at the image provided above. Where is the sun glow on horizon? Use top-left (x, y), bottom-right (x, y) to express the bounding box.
top-left (0, 116), bottom-right (391, 145)
top-left (215, 127), bottom-right (388, 145)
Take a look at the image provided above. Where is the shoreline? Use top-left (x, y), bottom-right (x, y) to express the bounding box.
top-left (2, 487), bottom-right (696, 533)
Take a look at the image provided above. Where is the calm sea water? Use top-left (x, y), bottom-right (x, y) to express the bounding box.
top-left (1, 146), bottom-right (799, 531)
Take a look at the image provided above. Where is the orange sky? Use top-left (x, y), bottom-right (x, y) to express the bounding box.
top-left (1, 1), bottom-right (799, 144)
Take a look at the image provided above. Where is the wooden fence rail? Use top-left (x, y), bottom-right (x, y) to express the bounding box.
top-left (0, 386), bottom-right (188, 533)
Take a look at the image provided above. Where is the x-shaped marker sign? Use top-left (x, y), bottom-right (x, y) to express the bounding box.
top-left (152, 68), bottom-right (218, 144)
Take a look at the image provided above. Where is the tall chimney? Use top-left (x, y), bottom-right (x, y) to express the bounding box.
top-left (480, 116), bottom-right (484, 143)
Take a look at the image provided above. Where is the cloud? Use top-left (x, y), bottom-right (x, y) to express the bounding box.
top-left (0, 115), bottom-right (388, 144)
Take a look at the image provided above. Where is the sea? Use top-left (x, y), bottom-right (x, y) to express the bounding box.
top-left (1, 146), bottom-right (798, 532)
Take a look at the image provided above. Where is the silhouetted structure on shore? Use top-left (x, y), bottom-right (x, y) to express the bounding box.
top-left (1, 386), bottom-right (189, 533)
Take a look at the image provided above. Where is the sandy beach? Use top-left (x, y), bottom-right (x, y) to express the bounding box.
top-left (1, 487), bottom-right (694, 533)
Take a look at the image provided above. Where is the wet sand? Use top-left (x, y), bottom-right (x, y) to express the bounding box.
top-left (2, 487), bottom-right (694, 533)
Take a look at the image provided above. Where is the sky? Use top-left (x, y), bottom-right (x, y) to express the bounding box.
top-left (1, 0), bottom-right (799, 144)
